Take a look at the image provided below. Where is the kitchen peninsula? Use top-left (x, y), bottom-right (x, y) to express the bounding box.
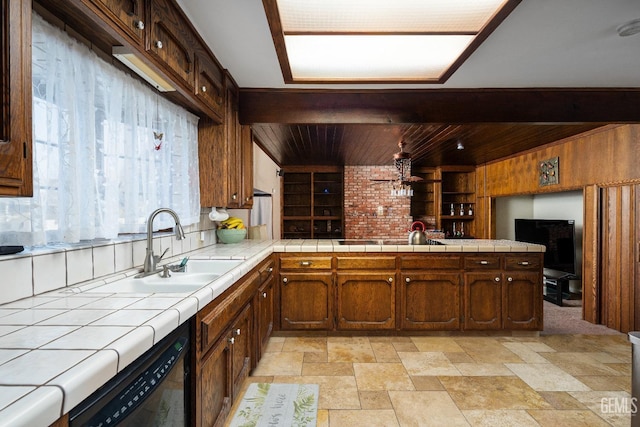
top-left (0, 238), bottom-right (544, 426)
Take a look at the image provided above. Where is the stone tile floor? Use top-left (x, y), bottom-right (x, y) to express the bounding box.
top-left (232, 333), bottom-right (633, 426)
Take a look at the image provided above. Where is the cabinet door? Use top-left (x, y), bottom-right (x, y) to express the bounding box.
top-left (336, 272), bottom-right (395, 330)
top-left (194, 52), bottom-right (225, 122)
top-left (256, 268), bottom-right (274, 362)
top-left (502, 272), bottom-right (542, 330)
top-left (0, 0), bottom-right (32, 196)
top-left (230, 303), bottom-right (252, 400)
top-left (464, 272), bottom-right (502, 330)
top-left (147, 0), bottom-right (195, 89)
top-left (279, 272), bottom-right (334, 330)
top-left (82, 0), bottom-right (145, 45)
top-left (198, 332), bottom-right (232, 427)
top-left (240, 125), bottom-right (254, 208)
top-left (400, 272), bottom-right (461, 330)
top-left (225, 76), bottom-right (241, 207)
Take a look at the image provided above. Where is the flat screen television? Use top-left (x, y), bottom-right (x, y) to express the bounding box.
top-left (514, 218), bottom-right (578, 279)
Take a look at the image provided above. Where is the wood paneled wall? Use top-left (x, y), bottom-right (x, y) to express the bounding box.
top-left (479, 124), bottom-right (640, 198)
top-left (477, 124), bottom-right (640, 332)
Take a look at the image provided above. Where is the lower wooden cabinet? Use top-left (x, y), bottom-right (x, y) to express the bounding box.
top-left (255, 260), bottom-right (275, 363)
top-left (400, 272), bottom-right (462, 330)
top-left (230, 303), bottom-right (252, 400)
top-left (502, 270), bottom-right (542, 329)
top-left (336, 272), bottom-right (395, 330)
top-left (279, 272), bottom-right (334, 330)
top-left (464, 272), bottom-right (503, 330)
top-left (276, 252), bottom-right (543, 333)
top-left (195, 256), bottom-right (274, 427)
top-left (198, 332), bottom-right (232, 427)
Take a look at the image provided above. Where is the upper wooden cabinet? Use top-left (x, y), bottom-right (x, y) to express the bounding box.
top-left (80, 0), bottom-right (145, 45)
top-left (39, 0), bottom-right (226, 122)
top-left (0, 0), bottom-right (33, 196)
top-left (195, 51), bottom-right (225, 122)
top-left (147, 0), bottom-right (196, 90)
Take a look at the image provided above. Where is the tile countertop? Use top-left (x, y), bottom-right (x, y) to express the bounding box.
top-left (0, 238), bottom-right (543, 425)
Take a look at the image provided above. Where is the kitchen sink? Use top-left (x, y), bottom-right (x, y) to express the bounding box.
top-left (83, 259), bottom-right (243, 294)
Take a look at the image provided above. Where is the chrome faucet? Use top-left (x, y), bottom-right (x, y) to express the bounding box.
top-left (141, 208), bottom-right (186, 276)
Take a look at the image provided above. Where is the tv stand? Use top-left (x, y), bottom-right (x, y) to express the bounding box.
top-left (543, 270), bottom-right (574, 306)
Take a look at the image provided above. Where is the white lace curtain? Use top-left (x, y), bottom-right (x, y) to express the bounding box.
top-left (0, 13), bottom-right (200, 246)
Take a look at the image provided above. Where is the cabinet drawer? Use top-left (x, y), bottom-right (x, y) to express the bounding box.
top-left (400, 255), bottom-right (462, 270)
top-left (463, 255), bottom-right (502, 270)
top-left (504, 254), bottom-right (542, 271)
top-left (199, 271), bottom-right (259, 354)
top-left (336, 256), bottom-right (396, 270)
top-left (280, 256), bottom-right (332, 270)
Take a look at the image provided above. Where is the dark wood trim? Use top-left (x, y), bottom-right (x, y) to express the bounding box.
top-left (239, 88), bottom-right (640, 124)
top-left (260, 0), bottom-right (522, 85)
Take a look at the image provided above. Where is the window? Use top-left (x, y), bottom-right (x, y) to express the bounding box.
top-left (0, 13), bottom-right (200, 246)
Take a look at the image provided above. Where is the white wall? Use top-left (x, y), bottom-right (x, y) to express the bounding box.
top-left (495, 190), bottom-right (583, 282)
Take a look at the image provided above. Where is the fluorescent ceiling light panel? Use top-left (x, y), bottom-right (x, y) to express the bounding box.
top-left (286, 35), bottom-right (474, 81)
top-left (265, 0), bottom-right (518, 83)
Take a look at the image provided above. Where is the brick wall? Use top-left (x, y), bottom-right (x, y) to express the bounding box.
top-left (344, 166), bottom-right (413, 240)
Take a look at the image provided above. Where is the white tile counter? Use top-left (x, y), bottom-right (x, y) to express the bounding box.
top-left (0, 239), bottom-right (543, 425)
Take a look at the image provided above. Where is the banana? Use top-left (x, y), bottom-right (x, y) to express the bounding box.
top-left (219, 217), bottom-right (244, 229)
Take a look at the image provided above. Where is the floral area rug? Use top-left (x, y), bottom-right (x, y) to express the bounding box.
top-left (229, 383), bottom-right (319, 427)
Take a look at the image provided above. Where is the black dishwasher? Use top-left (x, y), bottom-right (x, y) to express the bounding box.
top-left (70, 320), bottom-right (191, 427)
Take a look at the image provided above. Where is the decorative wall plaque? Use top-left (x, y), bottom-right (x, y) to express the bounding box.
top-left (539, 157), bottom-right (559, 186)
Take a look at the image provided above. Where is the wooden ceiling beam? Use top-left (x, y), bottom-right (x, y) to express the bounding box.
top-left (239, 89), bottom-right (640, 124)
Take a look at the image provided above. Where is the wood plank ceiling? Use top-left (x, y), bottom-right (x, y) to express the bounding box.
top-left (240, 89), bottom-right (640, 167)
top-left (250, 122), bottom-right (601, 167)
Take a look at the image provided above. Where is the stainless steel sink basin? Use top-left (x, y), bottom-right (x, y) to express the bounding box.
top-left (84, 259), bottom-right (243, 293)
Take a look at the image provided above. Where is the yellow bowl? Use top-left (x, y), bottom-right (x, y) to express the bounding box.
top-left (216, 228), bottom-right (247, 244)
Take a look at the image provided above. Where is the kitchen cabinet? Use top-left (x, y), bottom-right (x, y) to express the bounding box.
top-left (230, 303), bottom-right (252, 400)
top-left (222, 74), bottom-right (253, 209)
top-left (463, 255), bottom-right (502, 330)
top-left (197, 331), bottom-right (232, 427)
top-left (194, 51), bottom-right (225, 123)
top-left (464, 272), bottom-right (503, 330)
top-left (255, 258), bottom-right (275, 363)
top-left (275, 252), bottom-right (542, 333)
top-left (279, 255), bottom-right (334, 330)
top-left (400, 272), bottom-right (462, 330)
top-left (282, 167), bottom-right (344, 239)
top-left (147, 0), bottom-right (196, 90)
top-left (399, 255), bottom-right (462, 330)
top-left (502, 254), bottom-right (543, 330)
top-left (335, 256), bottom-right (396, 330)
top-left (195, 263), bottom-right (265, 427)
top-left (198, 74), bottom-right (253, 208)
top-left (80, 0), bottom-right (145, 46)
top-left (0, 0), bottom-right (32, 196)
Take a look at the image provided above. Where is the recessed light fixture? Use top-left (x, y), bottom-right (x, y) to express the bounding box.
top-left (262, 0), bottom-right (521, 84)
top-left (456, 140), bottom-right (465, 150)
top-left (617, 18), bottom-right (640, 37)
